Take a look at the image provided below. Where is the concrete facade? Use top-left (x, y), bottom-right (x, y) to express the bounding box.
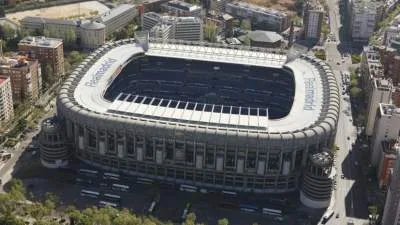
top-left (0, 76), bottom-right (13, 126)
top-left (350, 0), bottom-right (382, 42)
top-left (303, 3), bottom-right (324, 40)
top-left (95, 4), bottom-right (137, 37)
top-left (382, 148), bottom-right (400, 225)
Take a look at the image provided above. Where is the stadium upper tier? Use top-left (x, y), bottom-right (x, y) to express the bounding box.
top-left (59, 39), bottom-right (339, 136)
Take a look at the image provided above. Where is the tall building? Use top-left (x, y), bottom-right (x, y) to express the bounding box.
top-left (350, 0), bottom-right (382, 42)
top-left (378, 138), bottom-right (399, 189)
top-left (366, 78), bottom-right (393, 138)
top-left (371, 104), bottom-right (400, 165)
top-left (303, 2), bottom-right (324, 40)
top-left (142, 12), bottom-right (163, 31)
top-left (382, 148), bottom-right (400, 225)
top-left (95, 4), bottom-right (137, 37)
top-left (0, 56), bottom-right (41, 103)
top-left (174, 17), bottom-right (203, 41)
top-left (0, 76), bottom-right (14, 126)
top-left (225, 1), bottom-right (290, 32)
top-left (18, 36), bottom-right (64, 80)
top-left (161, 0), bottom-right (202, 17)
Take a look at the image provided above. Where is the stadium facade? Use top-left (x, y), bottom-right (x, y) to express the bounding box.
top-left (56, 38), bottom-right (339, 197)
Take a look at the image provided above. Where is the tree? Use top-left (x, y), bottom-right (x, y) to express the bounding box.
top-left (350, 87), bottom-right (362, 99)
top-left (184, 212), bottom-right (196, 225)
top-left (242, 36), bottom-right (251, 46)
top-left (64, 28), bottom-right (76, 47)
top-left (204, 21), bottom-right (217, 43)
top-left (8, 179), bottom-right (26, 201)
top-left (240, 19), bottom-right (252, 31)
top-left (218, 218), bottom-right (229, 225)
top-left (67, 51), bottom-right (86, 66)
top-left (41, 63), bottom-right (54, 88)
top-left (0, 24), bottom-right (16, 40)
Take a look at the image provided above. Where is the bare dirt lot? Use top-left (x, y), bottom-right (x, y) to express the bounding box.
top-left (241, 0), bottom-right (297, 14)
top-left (7, 1), bottom-right (109, 23)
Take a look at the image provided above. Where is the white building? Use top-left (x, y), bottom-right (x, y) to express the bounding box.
top-left (350, 0), bottom-right (382, 42)
top-left (142, 13), bottom-right (203, 41)
top-left (366, 78), bottom-right (393, 138)
top-left (210, 0), bottom-right (227, 12)
top-left (371, 104), bottom-right (400, 166)
top-left (95, 4), bottom-right (137, 37)
top-left (161, 0), bottom-right (202, 17)
top-left (0, 76), bottom-right (14, 125)
top-left (80, 21), bottom-right (106, 50)
top-left (382, 145), bottom-right (400, 225)
top-left (225, 1), bottom-right (290, 32)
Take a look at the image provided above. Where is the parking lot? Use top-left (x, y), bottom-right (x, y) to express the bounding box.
top-left (13, 156), bottom-right (318, 225)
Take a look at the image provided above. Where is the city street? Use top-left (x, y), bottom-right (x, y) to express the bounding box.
top-left (324, 0), bottom-right (369, 224)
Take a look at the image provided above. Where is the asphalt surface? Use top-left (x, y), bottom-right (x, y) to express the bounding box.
top-left (323, 0), bottom-right (369, 224)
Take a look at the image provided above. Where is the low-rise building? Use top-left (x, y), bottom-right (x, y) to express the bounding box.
top-left (79, 21), bottom-right (106, 50)
top-left (174, 17), bottom-right (203, 41)
top-left (0, 76), bottom-right (14, 125)
top-left (18, 36), bottom-right (64, 80)
top-left (209, 0), bottom-right (227, 13)
top-left (242, 30), bottom-right (283, 48)
top-left (142, 12), bottom-right (163, 31)
top-left (0, 56), bottom-right (41, 103)
top-left (382, 147), bottom-right (400, 225)
top-left (161, 0), bottom-right (202, 17)
top-left (378, 139), bottom-right (400, 189)
top-left (371, 104), bottom-right (400, 166)
top-left (95, 4), bottom-right (137, 37)
top-left (226, 1), bottom-right (290, 32)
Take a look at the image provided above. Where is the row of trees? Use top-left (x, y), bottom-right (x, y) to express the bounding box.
top-left (0, 179), bottom-right (234, 225)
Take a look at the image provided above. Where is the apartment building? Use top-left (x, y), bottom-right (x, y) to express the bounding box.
top-left (350, 0), bottom-right (382, 42)
top-left (371, 104), bottom-right (400, 166)
top-left (382, 146), bottom-right (400, 225)
top-left (366, 78), bottom-right (393, 138)
top-left (95, 4), bottom-right (137, 37)
top-left (143, 12), bottom-right (203, 41)
top-left (0, 76), bottom-right (14, 125)
top-left (226, 1), bottom-right (290, 32)
top-left (378, 139), bottom-right (399, 189)
top-left (0, 56), bottom-right (41, 103)
top-left (210, 0), bottom-right (227, 12)
top-left (303, 2), bottom-right (324, 40)
top-left (18, 36), bottom-right (64, 79)
top-left (80, 21), bottom-right (106, 50)
top-left (161, 0), bottom-right (202, 17)
top-left (20, 17), bottom-right (78, 44)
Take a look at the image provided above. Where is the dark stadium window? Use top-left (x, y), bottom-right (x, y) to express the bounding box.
top-left (240, 107), bottom-right (249, 115)
top-left (213, 105), bottom-right (222, 113)
top-left (268, 153), bottom-right (280, 172)
top-left (205, 146), bottom-right (215, 166)
top-left (119, 93), bottom-right (128, 100)
top-left (143, 97), bottom-right (152, 105)
top-left (250, 108), bottom-right (258, 116)
top-left (135, 96), bottom-right (144, 103)
top-left (259, 109), bottom-right (267, 117)
top-left (246, 152), bottom-right (256, 169)
top-left (126, 135), bottom-right (135, 155)
top-left (169, 101), bottom-right (178, 108)
top-left (195, 103), bottom-right (205, 111)
top-left (152, 98), bottom-right (161, 106)
top-left (178, 102), bottom-right (186, 109)
top-left (165, 140), bottom-right (174, 160)
top-left (107, 133), bottom-right (115, 153)
top-left (204, 104), bottom-right (213, 112)
top-left (222, 106), bottom-right (231, 113)
top-left (186, 142), bottom-right (194, 164)
top-left (160, 100), bottom-right (169, 107)
top-left (127, 95), bottom-right (136, 102)
top-left (146, 139), bottom-right (154, 159)
top-left (88, 130), bottom-right (96, 148)
top-left (231, 107), bottom-right (239, 114)
top-left (187, 102), bottom-right (195, 110)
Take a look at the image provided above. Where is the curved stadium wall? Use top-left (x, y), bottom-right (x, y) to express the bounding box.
top-left (57, 38), bottom-right (340, 193)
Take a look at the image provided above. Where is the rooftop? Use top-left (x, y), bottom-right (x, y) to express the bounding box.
top-left (381, 138), bottom-right (400, 154)
top-left (363, 46), bottom-right (384, 78)
top-left (310, 151), bottom-right (333, 167)
top-left (246, 30), bottom-right (283, 43)
top-left (97, 4), bottom-right (136, 23)
top-left (380, 103), bottom-right (400, 116)
top-left (166, 0), bottom-right (201, 12)
top-left (228, 1), bottom-right (287, 17)
top-left (19, 36), bottom-right (63, 48)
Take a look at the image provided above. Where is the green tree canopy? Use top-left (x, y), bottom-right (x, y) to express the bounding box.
top-left (240, 19), bottom-right (252, 31)
top-left (204, 21), bottom-right (217, 43)
top-left (218, 218), bottom-right (229, 225)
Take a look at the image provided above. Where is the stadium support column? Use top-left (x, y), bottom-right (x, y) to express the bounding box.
top-left (236, 156), bottom-right (244, 173)
top-left (156, 149), bottom-right (163, 164)
top-left (257, 159), bottom-right (266, 175)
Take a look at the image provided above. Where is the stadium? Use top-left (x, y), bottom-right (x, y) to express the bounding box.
top-left (56, 37), bottom-right (339, 195)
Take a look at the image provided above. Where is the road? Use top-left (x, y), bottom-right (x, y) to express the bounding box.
top-left (323, 0), bottom-right (369, 224)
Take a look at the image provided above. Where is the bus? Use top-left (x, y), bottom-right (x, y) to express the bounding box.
top-left (239, 204), bottom-right (259, 213)
top-left (148, 201), bottom-right (157, 214)
top-left (179, 184), bottom-right (197, 193)
top-left (98, 201), bottom-right (119, 208)
top-left (103, 172), bottom-right (120, 181)
top-left (262, 208), bottom-right (283, 217)
top-left (136, 177), bottom-right (153, 185)
top-left (80, 189), bottom-right (100, 198)
top-left (79, 169), bottom-right (98, 177)
top-left (321, 209), bottom-right (334, 224)
top-left (111, 183), bottom-right (130, 192)
top-left (103, 193), bottom-right (121, 202)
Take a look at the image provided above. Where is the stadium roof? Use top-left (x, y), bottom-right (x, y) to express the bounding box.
top-left (70, 41), bottom-right (333, 133)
